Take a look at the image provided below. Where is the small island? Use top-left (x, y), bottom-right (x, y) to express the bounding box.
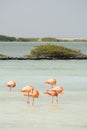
top-left (0, 44), bottom-right (87, 60)
top-left (24, 44), bottom-right (87, 60)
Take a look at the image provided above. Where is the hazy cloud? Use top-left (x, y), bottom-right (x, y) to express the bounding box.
top-left (0, 0), bottom-right (87, 38)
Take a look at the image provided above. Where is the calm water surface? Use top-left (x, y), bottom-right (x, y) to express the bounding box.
top-left (0, 42), bottom-right (87, 130)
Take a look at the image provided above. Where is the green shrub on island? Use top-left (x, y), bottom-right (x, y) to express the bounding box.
top-left (24, 44), bottom-right (81, 59)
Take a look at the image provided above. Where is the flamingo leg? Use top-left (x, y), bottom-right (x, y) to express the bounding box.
top-left (51, 85), bottom-right (53, 88)
top-left (56, 95), bottom-right (58, 104)
top-left (10, 87), bottom-right (12, 92)
top-left (27, 93), bottom-right (30, 104)
top-left (32, 98), bottom-right (34, 106)
top-left (52, 96), bottom-right (54, 104)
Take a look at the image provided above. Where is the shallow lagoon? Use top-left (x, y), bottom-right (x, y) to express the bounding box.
top-left (0, 42), bottom-right (87, 130)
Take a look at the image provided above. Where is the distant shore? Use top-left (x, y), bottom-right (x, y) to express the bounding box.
top-left (0, 35), bottom-right (87, 42)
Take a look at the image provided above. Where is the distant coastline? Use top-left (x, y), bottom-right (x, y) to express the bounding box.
top-left (0, 35), bottom-right (87, 42)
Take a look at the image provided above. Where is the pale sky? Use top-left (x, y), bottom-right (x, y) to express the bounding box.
top-left (0, 0), bottom-right (87, 38)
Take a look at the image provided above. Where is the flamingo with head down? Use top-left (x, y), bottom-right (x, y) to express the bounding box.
top-left (6, 80), bottom-right (16, 91)
top-left (44, 89), bottom-right (58, 104)
top-left (44, 78), bottom-right (57, 88)
top-left (19, 85), bottom-right (34, 104)
top-left (24, 89), bottom-right (39, 105)
top-left (44, 86), bottom-right (64, 104)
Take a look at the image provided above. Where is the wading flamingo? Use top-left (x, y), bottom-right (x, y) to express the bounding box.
top-left (19, 85), bottom-right (34, 104)
top-left (44, 78), bottom-right (57, 88)
top-left (6, 80), bottom-right (16, 91)
top-left (44, 86), bottom-right (64, 104)
top-left (50, 86), bottom-right (63, 103)
top-left (44, 89), bottom-right (58, 104)
top-left (24, 90), bottom-right (39, 105)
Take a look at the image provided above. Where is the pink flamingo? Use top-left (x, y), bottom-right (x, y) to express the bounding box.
top-left (19, 85), bottom-right (34, 104)
top-left (52, 86), bottom-right (64, 95)
top-left (44, 89), bottom-right (58, 104)
top-left (44, 78), bottom-right (57, 88)
top-left (44, 86), bottom-right (64, 103)
top-left (24, 90), bottom-right (39, 105)
top-left (6, 80), bottom-right (16, 91)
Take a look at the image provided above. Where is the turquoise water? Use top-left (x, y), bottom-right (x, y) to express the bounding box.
top-left (0, 42), bottom-right (87, 130)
